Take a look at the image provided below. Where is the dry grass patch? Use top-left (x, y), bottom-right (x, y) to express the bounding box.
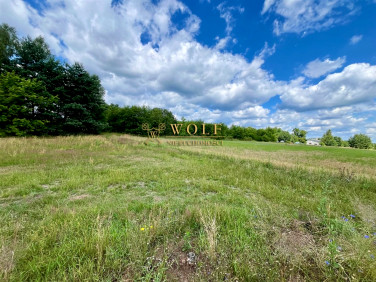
top-left (199, 211), bottom-right (217, 260)
top-left (274, 220), bottom-right (316, 262)
top-left (0, 244), bottom-right (15, 280)
top-left (355, 199), bottom-right (376, 227)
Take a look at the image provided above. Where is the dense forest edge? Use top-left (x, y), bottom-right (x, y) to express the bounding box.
top-left (0, 23), bottom-right (374, 149)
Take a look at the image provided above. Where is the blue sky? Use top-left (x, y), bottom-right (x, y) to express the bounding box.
top-left (1, 0), bottom-right (376, 140)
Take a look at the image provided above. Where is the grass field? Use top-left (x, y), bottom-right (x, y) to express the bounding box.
top-left (1, 135), bottom-right (376, 281)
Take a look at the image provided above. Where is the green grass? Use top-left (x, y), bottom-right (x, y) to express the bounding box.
top-left (1, 135), bottom-right (376, 281)
top-left (225, 139), bottom-right (376, 165)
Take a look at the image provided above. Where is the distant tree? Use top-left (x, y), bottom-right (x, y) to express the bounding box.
top-left (14, 36), bottom-right (52, 78)
top-left (320, 129), bottom-right (337, 146)
top-left (278, 130), bottom-right (291, 142)
top-left (341, 140), bottom-right (350, 147)
top-left (333, 136), bottom-right (342, 147)
top-left (348, 134), bottom-right (372, 149)
top-left (219, 123), bottom-right (228, 137)
top-left (229, 125), bottom-right (246, 139)
top-left (245, 127), bottom-right (257, 140)
top-left (256, 129), bottom-right (268, 141)
top-left (105, 105), bottom-right (177, 135)
top-left (125, 106), bottom-right (153, 135)
top-left (268, 127), bottom-right (278, 142)
top-left (105, 104), bottom-right (123, 132)
top-left (0, 72), bottom-right (56, 136)
top-left (290, 134), bottom-right (298, 143)
top-left (293, 128), bottom-right (307, 143)
top-left (60, 63), bottom-right (107, 134)
top-left (0, 23), bottom-right (18, 71)
top-left (149, 107), bottom-right (177, 136)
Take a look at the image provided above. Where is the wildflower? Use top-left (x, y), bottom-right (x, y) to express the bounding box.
top-left (140, 227), bottom-right (145, 231)
top-left (337, 246), bottom-right (342, 251)
top-left (341, 216), bottom-right (345, 219)
top-left (150, 226), bottom-right (153, 229)
top-left (373, 232), bottom-right (376, 236)
top-left (371, 255), bottom-right (375, 259)
top-left (325, 260), bottom-right (330, 266)
top-left (350, 214), bottom-right (355, 218)
top-left (364, 235), bottom-right (370, 239)
top-left (329, 239), bottom-right (333, 243)
top-left (344, 218), bottom-right (349, 222)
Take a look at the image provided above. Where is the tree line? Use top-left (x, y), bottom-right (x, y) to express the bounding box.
top-left (104, 106), bottom-right (308, 143)
top-left (320, 129), bottom-right (374, 149)
top-left (0, 24), bottom-right (107, 136)
top-left (1, 23), bottom-right (374, 149)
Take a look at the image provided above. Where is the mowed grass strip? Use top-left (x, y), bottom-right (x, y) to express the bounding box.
top-left (0, 135), bottom-right (375, 281)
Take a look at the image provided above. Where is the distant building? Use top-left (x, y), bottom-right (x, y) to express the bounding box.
top-left (307, 139), bottom-right (320, 146)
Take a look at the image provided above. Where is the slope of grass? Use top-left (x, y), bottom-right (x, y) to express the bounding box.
top-left (1, 135), bottom-right (375, 281)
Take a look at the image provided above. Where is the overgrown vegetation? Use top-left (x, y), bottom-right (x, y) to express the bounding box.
top-left (0, 135), bottom-right (375, 281)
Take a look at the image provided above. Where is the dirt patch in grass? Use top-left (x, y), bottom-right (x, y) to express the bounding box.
top-left (164, 245), bottom-right (198, 281)
top-left (274, 220), bottom-right (316, 262)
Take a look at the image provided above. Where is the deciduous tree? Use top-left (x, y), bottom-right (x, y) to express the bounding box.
top-left (0, 72), bottom-right (56, 136)
top-left (348, 134), bottom-right (372, 149)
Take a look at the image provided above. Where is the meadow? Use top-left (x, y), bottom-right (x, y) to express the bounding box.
top-left (1, 135), bottom-right (375, 281)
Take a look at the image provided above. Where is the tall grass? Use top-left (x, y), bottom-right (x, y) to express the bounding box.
top-left (1, 135), bottom-right (375, 281)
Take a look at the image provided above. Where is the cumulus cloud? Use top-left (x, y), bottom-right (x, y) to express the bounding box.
top-left (5, 0), bottom-right (280, 113)
top-left (1, 0), bottom-right (375, 141)
top-left (262, 0), bottom-right (358, 35)
top-left (281, 63), bottom-right (376, 111)
top-left (350, 34), bottom-right (363, 45)
top-left (303, 57), bottom-right (346, 78)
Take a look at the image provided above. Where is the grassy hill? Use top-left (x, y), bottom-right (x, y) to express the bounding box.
top-left (1, 135), bottom-right (375, 281)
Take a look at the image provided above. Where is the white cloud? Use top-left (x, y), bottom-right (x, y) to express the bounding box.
top-left (2, 0), bottom-right (277, 112)
top-left (215, 2), bottom-right (244, 49)
top-left (262, 0), bottom-right (358, 35)
top-left (232, 106), bottom-right (270, 119)
top-left (1, 0), bottom-right (375, 142)
top-left (267, 104), bottom-right (376, 141)
top-left (303, 57), bottom-right (346, 78)
top-left (350, 34), bottom-right (363, 45)
top-left (281, 63), bottom-right (376, 111)
top-left (214, 36), bottom-right (231, 50)
top-left (261, 0), bottom-right (277, 15)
